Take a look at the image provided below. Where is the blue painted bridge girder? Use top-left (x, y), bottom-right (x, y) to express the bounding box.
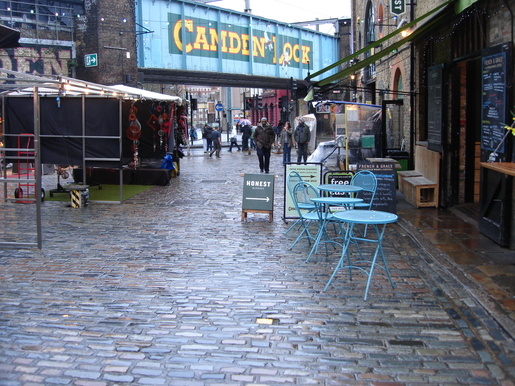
top-left (136, 0), bottom-right (339, 87)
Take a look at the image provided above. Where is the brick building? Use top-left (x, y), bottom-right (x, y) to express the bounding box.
top-left (75, 0), bottom-right (138, 86)
top-left (342, 0), bottom-right (515, 212)
top-left (0, 0), bottom-right (83, 78)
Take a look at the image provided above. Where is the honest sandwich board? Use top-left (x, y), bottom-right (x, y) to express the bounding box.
top-left (242, 173), bottom-right (275, 222)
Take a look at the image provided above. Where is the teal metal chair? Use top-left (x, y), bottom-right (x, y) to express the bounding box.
top-left (350, 170), bottom-right (378, 209)
top-left (289, 181), bottom-right (320, 250)
top-left (284, 171), bottom-right (316, 235)
top-left (350, 170), bottom-right (378, 235)
top-left (305, 196), bottom-right (346, 262)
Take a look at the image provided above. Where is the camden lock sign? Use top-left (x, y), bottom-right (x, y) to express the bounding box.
top-left (169, 15), bottom-right (313, 68)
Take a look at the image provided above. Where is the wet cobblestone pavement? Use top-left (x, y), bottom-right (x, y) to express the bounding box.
top-left (0, 147), bottom-right (514, 385)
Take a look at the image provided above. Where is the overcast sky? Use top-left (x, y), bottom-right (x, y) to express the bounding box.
top-left (206, 0), bottom-right (352, 34)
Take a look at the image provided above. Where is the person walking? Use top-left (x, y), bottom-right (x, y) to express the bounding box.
top-left (203, 124), bottom-right (213, 153)
top-left (228, 133), bottom-right (241, 152)
top-left (241, 124), bottom-right (252, 155)
top-left (250, 126), bottom-right (257, 151)
top-left (189, 126), bottom-right (197, 146)
top-left (279, 121), bottom-right (294, 164)
top-left (294, 118), bottom-right (310, 163)
top-left (253, 117), bottom-right (275, 173)
top-left (209, 126), bottom-right (222, 158)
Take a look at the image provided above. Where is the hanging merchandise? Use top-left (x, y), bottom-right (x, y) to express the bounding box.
top-left (126, 105), bottom-right (141, 168)
top-left (146, 110), bottom-right (159, 152)
top-left (161, 106), bottom-right (171, 152)
top-left (157, 103), bottom-right (166, 151)
top-left (176, 105), bottom-right (188, 147)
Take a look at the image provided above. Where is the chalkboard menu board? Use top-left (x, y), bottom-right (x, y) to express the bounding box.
top-left (481, 50), bottom-right (507, 154)
top-left (357, 163), bottom-right (397, 214)
top-left (427, 64), bottom-right (444, 153)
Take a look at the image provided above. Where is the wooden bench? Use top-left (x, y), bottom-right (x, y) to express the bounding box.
top-left (403, 176), bottom-right (438, 208)
top-left (397, 170), bottom-right (422, 193)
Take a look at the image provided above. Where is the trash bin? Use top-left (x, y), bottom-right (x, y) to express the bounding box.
top-left (387, 150), bottom-right (410, 187)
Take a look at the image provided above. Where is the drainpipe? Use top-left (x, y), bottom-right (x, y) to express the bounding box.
top-left (409, 2), bottom-right (415, 170)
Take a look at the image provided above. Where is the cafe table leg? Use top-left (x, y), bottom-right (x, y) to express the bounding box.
top-left (306, 207), bottom-right (342, 263)
top-left (324, 221), bottom-right (395, 301)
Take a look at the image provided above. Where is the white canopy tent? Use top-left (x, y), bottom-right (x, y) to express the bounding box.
top-left (0, 70), bottom-right (182, 103)
top-left (0, 70), bottom-right (182, 249)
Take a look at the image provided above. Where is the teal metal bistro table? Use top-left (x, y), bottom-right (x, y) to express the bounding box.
top-left (324, 210), bottom-right (398, 300)
top-left (318, 184), bottom-right (362, 196)
top-left (307, 196), bottom-right (363, 262)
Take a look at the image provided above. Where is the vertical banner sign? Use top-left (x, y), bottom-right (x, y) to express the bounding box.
top-left (481, 51), bottom-right (507, 154)
top-left (357, 163), bottom-right (397, 214)
top-left (242, 173), bottom-right (275, 211)
top-left (283, 163), bottom-right (322, 220)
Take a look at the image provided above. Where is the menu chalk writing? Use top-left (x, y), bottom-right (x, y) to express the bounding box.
top-left (481, 51), bottom-right (507, 153)
top-left (357, 163), bottom-right (397, 214)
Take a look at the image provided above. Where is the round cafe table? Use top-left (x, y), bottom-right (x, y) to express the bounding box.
top-left (306, 196), bottom-right (363, 262)
top-left (318, 184), bottom-right (362, 195)
top-left (324, 210), bottom-right (398, 301)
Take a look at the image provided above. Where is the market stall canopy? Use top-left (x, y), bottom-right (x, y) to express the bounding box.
top-left (0, 69), bottom-right (181, 103)
top-left (0, 24), bottom-right (20, 48)
top-left (110, 84), bottom-right (182, 103)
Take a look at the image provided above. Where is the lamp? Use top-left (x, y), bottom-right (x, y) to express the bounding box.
top-left (397, 18), bottom-right (407, 28)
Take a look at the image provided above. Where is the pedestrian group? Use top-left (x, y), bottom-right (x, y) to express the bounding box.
top-left (199, 117), bottom-right (311, 174)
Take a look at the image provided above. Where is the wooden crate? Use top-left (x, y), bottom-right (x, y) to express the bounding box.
top-left (397, 170), bottom-right (422, 193)
top-left (403, 176), bottom-right (438, 208)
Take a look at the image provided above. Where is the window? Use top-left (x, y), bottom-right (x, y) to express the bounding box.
top-left (393, 68), bottom-right (404, 99)
top-left (364, 1), bottom-right (376, 80)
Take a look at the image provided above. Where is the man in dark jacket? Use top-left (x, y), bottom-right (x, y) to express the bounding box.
top-left (253, 117), bottom-right (275, 173)
top-left (203, 124), bottom-right (214, 153)
top-left (294, 118), bottom-right (311, 163)
top-left (209, 126), bottom-right (222, 158)
top-left (241, 124), bottom-right (252, 154)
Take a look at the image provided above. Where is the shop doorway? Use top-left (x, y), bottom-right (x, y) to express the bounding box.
top-left (381, 100), bottom-right (409, 172)
top-left (452, 59), bottom-right (482, 206)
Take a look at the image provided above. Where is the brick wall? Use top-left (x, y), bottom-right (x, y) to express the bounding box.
top-left (75, 0), bottom-right (138, 86)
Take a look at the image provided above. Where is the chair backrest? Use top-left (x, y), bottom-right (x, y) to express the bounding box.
top-left (291, 181), bottom-right (319, 217)
top-left (286, 170), bottom-right (302, 198)
top-left (351, 170), bottom-right (378, 206)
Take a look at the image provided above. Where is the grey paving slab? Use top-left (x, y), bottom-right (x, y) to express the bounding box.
top-left (0, 148), bottom-right (514, 385)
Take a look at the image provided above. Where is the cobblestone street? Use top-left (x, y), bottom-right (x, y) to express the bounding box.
top-left (0, 147), bottom-right (514, 385)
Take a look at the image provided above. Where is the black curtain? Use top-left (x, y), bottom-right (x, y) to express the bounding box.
top-left (4, 97), bottom-right (120, 165)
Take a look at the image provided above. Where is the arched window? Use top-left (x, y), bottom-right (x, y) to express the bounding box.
top-left (364, 1), bottom-right (376, 79)
top-left (364, 1), bottom-right (375, 46)
top-left (393, 68), bottom-right (404, 99)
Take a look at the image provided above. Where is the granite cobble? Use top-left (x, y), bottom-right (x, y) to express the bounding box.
top-left (0, 148), bottom-right (514, 384)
